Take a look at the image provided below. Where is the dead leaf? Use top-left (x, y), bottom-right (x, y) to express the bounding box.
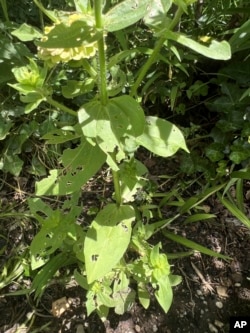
top-left (51, 297), bottom-right (70, 317)
top-left (216, 285), bottom-right (228, 298)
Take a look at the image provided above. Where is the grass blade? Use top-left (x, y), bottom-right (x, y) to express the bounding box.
top-left (163, 231), bottom-right (231, 260)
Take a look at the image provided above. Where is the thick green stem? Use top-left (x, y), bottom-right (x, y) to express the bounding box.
top-left (0, 0), bottom-right (10, 22)
top-left (112, 169), bottom-right (122, 207)
top-left (130, 6), bottom-right (184, 97)
top-left (46, 96), bottom-right (77, 117)
top-left (130, 37), bottom-right (165, 97)
top-left (94, 0), bottom-right (108, 105)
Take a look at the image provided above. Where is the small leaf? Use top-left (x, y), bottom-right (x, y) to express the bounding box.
top-left (0, 120), bottom-right (13, 140)
top-left (113, 288), bottom-right (135, 314)
top-left (144, 0), bottom-right (171, 28)
top-left (74, 270), bottom-right (89, 290)
top-left (104, 0), bottom-right (151, 32)
top-left (11, 23), bottom-right (42, 41)
top-left (168, 274), bottom-right (182, 287)
top-left (138, 284), bottom-right (150, 309)
top-left (155, 277), bottom-right (173, 313)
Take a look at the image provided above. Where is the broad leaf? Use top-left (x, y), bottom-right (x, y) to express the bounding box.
top-left (84, 204), bottom-right (135, 283)
top-left (35, 140), bottom-right (106, 195)
top-left (78, 96), bottom-right (145, 163)
top-left (162, 30), bottom-right (231, 60)
top-left (36, 20), bottom-right (99, 48)
top-left (104, 0), bottom-right (151, 32)
top-left (136, 116), bottom-right (189, 157)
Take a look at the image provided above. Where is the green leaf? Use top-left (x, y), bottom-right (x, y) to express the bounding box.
top-left (184, 213), bottom-right (216, 224)
top-left (206, 143), bottom-right (225, 162)
top-left (84, 204), bottom-right (135, 283)
top-left (42, 126), bottom-right (82, 144)
top-left (30, 209), bottom-right (76, 269)
top-left (74, 270), bottom-right (89, 290)
top-left (230, 170), bottom-right (250, 180)
top-left (136, 116), bottom-right (189, 157)
top-left (113, 287), bottom-right (135, 315)
top-left (144, 0), bottom-right (172, 28)
top-left (155, 277), bottom-right (173, 313)
top-left (217, 193), bottom-right (250, 229)
top-left (229, 19), bottom-right (250, 53)
top-left (36, 20), bottom-right (99, 48)
top-left (179, 183), bottom-right (225, 214)
top-left (104, 0), bottom-right (151, 32)
top-left (0, 118), bottom-right (13, 140)
top-left (78, 96), bottom-right (145, 166)
top-left (35, 140), bottom-right (106, 195)
top-left (62, 79), bottom-right (95, 98)
top-left (1, 154), bottom-right (23, 176)
top-left (138, 284), bottom-right (150, 309)
top-left (11, 23), bottom-right (42, 41)
top-left (168, 274), bottom-right (182, 287)
top-left (74, 0), bottom-right (90, 12)
top-left (163, 30), bottom-right (231, 60)
top-left (163, 231), bottom-right (231, 260)
top-left (31, 253), bottom-right (76, 300)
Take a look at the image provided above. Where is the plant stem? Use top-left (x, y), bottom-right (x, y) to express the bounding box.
top-left (46, 96), bottom-right (77, 117)
top-left (112, 169), bottom-right (122, 207)
top-left (0, 0), bottom-right (10, 22)
top-left (33, 0), bottom-right (57, 23)
top-left (130, 6), bottom-right (184, 97)
top-left (94, 0), bottom-right (108, 105)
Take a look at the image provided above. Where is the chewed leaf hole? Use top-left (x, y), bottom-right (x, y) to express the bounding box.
top-left (121, 223), bottom-right (129, 232)
top-left (91, 254), bottom-right (99, 262)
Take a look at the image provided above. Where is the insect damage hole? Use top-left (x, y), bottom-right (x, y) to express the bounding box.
top-left (121, 223), bottom-right (129, 232)
top-left (91, 254), bottom-right (99, 262)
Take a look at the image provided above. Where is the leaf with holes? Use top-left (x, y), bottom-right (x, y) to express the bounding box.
top-left (36, 20), bottom-right (99, 48)
top-left (35, 140), bottom-right (106, 195)
top-left (84, 204), bottom-right (135, 283)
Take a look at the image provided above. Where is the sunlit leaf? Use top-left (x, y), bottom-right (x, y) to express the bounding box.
top-left (11, 23), bottom-right (42, 41)
top-left (161, 30), bottom-right (231, 60)
top-left (104, 0), bottom-right (151, 32)
top-left (84, 204), bottom-right (135, 283)
top-left (136, 116), bottom-right (189, 157)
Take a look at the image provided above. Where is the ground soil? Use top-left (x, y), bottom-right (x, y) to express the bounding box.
top-left (1, 161), bottom-right (250, 333)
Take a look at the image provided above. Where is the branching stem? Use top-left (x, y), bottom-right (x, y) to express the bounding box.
top-left (130, 6), bottom-right (184, 97)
